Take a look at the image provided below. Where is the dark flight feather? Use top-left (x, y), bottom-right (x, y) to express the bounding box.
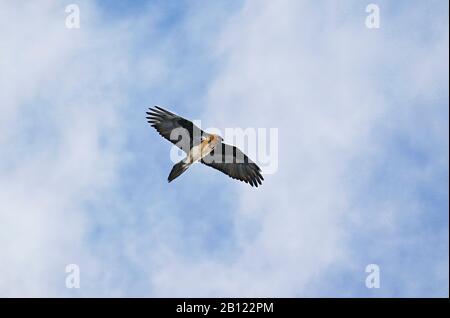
top-left (146, 106), bottom-right (207, 153)
top-left (201, 143), bottom-right (264, 187)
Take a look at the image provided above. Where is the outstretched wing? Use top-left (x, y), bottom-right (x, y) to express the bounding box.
top-left (201, 143), bottom-right (264, 187)
top-left (146, 106), bottom-right (207, 153)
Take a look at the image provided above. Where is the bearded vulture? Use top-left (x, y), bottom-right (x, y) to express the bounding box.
top-left (146, 106), bottom-right (263, 187)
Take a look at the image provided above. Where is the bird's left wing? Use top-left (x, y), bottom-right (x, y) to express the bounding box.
top-left (146, 106), bottom-right (207, 153)
top-left (201, 143), bottom-right (264, 187)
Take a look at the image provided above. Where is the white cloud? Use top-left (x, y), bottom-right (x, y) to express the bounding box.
top-left (0, 0), bottom-right (131, 296)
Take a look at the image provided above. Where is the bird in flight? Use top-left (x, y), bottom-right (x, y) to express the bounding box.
top-left (146, 106), bottom-right (264, 187)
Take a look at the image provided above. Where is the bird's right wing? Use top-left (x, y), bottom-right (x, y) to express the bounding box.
top-left (201, 143), bottom-right (264, 187)
top-left (146, 106), bottom-right (208, 153)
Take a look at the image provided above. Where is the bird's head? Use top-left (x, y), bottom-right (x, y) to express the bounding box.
top-left (202, 133), bottom-right (223, 146)
top-left (208, 134), bottom-right (223, 147)
top-left (214, 134), bottom-right (224, 143)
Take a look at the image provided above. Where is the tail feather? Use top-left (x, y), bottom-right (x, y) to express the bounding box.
top-left (168, 161), bottom-right (190, 182)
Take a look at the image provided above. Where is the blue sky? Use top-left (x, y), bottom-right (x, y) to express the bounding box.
top-left (0, 0), bottom-right (448, 297)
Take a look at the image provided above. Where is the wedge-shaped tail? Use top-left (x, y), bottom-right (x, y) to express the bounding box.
top-left (168, 160), bottom-right (190, 182)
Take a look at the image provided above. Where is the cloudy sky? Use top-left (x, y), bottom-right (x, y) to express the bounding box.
top-left (0, 0), bottom-right (448, 297)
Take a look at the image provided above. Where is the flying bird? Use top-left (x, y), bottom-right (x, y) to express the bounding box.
top-left (146, 106), bottom-right (264, 187)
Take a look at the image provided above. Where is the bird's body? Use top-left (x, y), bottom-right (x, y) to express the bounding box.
top-left (189, 134), bottom-right (221, 164)
top-left (146, 106), bottom-right (264, 187)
